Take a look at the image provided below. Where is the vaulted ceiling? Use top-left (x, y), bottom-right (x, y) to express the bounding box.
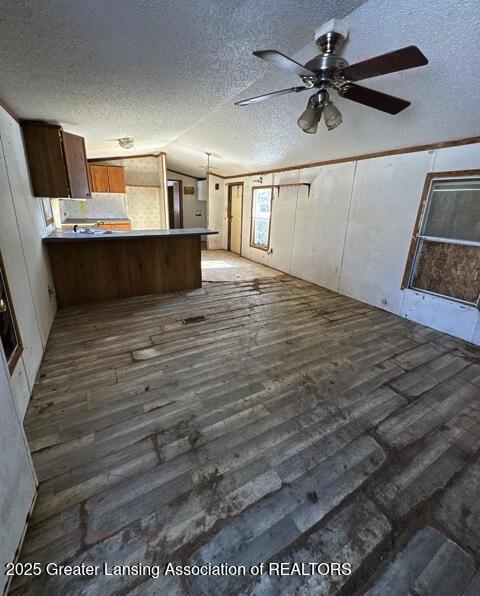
top-left (1, 0), bottom-right (479, 177)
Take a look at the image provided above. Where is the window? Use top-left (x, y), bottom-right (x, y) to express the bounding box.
top-left (41, 197), bottom-right (54, 226)
top-left (251, 187), bottom-right (273, 250)
top-left (406, 174), bottom-right (480, 305)
top-left (0, 252), bottom-right (22, 373)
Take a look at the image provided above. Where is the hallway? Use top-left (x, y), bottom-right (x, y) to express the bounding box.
top-left (201, 249), bottom-right (281, 282)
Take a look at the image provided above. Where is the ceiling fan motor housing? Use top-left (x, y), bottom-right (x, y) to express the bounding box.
top-left (304, 19), bottom-right (349, 87)
top-left (314, 19), bottom-right (349, 50)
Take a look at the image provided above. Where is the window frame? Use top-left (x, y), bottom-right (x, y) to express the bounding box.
top-left (250, 186), bottom-right (274, 251)
top-left (41, 197), bottom-right (54, 227)
top-left (402, 169), bottom-right (480, 307)
top-left (0, 251), bottom-right (23, 375)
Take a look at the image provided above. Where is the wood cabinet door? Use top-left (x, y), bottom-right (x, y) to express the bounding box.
top-left (21, 122), bottom-right (70, 197)
top-left (89, 165), bottom-right (109, 192)
top-left (62, 132), bottom-right (91, 198)
top-left (107, 166), bottom-right (126, 193)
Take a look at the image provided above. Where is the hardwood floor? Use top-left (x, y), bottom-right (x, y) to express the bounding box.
top-left (13, 253), bottom-right (480, 595)
top-left (201, 249), bottom-right (281, 281)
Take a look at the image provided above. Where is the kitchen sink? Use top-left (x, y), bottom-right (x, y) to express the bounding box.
top-left (73, 228), bottom-right (124, 235)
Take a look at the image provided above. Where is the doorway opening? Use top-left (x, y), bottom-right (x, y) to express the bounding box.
top-left (0, 250), bottom-right (22, 374)
top-left (227, 183), bottom-right (243, 254)
top-left (167, 179), bottom-right (183, 229)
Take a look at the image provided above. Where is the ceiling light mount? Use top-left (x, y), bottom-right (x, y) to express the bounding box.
top-left (118, 137), bottom-right (134, 149)
top-left (199, 151), bottom-right (215, 174)
top-left (314, 19), bottom-right (349, 55)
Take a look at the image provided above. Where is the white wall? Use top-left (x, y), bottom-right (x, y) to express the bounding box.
top-left (338, 152), bottom-right (434, 313)
top-left (0, 347), bottom-right (37, 594)
top-left (216, 143), bottom-right (480, 345)
top-left (0, 107), bottom-right (57, 417)
top-left (0, 105), bottom-right (47, 590)
top-left (166, 170), bottom-right (206, 228)
top-left (207, 174), bottom-right (226, 249)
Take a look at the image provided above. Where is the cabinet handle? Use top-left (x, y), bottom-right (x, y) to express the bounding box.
top-left (0, 298), bottom-right (7, 313)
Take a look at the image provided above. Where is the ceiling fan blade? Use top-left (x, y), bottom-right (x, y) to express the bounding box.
top-left (253, 50), bottom-right (316, 77)
top-left (235, 86), bottom-right (307, 106)
top-left (339, 46), bottom-right (428, 82)
top-left (339, 83), bottom-right (410, 114)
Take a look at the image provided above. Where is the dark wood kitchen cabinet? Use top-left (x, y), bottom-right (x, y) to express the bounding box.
top-left (89, 164), bottom-right (126, 193)
top-left (21, 121), bottom-right (91, 198)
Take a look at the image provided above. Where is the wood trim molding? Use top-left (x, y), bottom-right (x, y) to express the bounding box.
top-left (88, 152), bottom-right (166, 163)
top-left (167, 168), bottom-right (205, 181)
top-left (207, 171), bottom-right (227, 180)
top-left (0, 250), bottom-right (23, 375)
top-left (224, 136), bottom-right (480, 180)
top-left (167, 178), bottom-right (185, 228)
top-left (125, 183), bottom-right (162, 188)
top-left (401, 168), bottom-right (480, 289)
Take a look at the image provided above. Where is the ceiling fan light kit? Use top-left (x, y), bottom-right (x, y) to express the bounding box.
top-left (235, 18), bottom-right (428, 135)
top-left (297, 95), bottom-right (319, 131)
top-left (323, 97), bottom-right (342, 130)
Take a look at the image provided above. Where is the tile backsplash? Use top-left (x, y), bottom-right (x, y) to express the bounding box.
top-left (60, 194), bottom-right (128, 221)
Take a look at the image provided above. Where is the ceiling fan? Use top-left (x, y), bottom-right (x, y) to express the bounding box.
top-left (235, 19), bottom-right (428, 134)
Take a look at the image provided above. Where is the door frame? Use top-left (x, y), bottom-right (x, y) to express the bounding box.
top-left (167, 178), bottom-right (184, 228)
top-left (227, 182), bottom-right (244, 254)
top-left (0, 250), bottom-right (23, 374)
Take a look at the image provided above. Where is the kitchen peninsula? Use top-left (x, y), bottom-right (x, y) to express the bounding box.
top-left (44, 228), bottom-right (217, 307)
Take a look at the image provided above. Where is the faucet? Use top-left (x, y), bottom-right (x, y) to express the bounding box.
top-left (73, 221), bottom-right (104, 233)
top-left (89, 220), bottom-right (105, 230)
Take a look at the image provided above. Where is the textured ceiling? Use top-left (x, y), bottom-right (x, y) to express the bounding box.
top-left (1, 0), bottom-right (479, 177)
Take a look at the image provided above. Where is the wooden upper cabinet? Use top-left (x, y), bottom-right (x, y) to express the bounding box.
top-left (89, 164), bottom-right (110, 192)
top-left (89, 164), bottom-right (126, 193)
top-left (21, 121), bottom-right (92, 198)
top-left (107, 166), bottom-right (126, 193)
top-left (62, 132), bottom-right (91, 199)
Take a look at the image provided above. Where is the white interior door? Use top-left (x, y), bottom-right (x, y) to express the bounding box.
top-left (229, 185), bottom-right (243, 254)
top-left (0, 351), bottom-right (36, 593)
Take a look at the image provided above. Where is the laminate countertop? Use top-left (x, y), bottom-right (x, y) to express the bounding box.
top-left (44, 228), bottom-right (218, 242)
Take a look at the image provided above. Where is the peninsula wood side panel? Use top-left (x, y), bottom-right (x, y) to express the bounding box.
top-left (47, 236), bottom-right (201, 306)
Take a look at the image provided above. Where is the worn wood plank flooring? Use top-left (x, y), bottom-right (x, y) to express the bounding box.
top-left (13, 253), bottom-right (480, 595)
